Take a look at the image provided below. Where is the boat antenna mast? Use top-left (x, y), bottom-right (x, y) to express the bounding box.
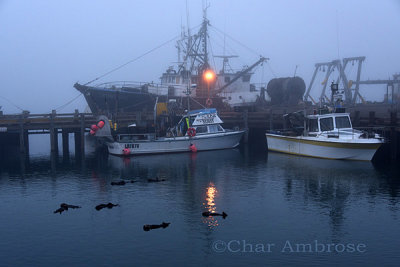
top-left (202, 3), bottom-right (209, 68)
top-left (180, 2), bottom-right (210, 73)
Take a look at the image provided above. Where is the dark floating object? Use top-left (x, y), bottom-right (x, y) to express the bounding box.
top-left (148, 176), bottom-right (166, 183)
top-left (53, 203), bottom-right (81, 214)
top-left (53, 207), bottom-right (65, 214)
top-left (61, 203), bottom-right (81, 209)
top-left (95, 203), bottom-right (119, 211)
top-left (143, 222), bottom-right (170, 231)
top-left (111, 181), bottom-right (126, 186)
top-left (202, 211), bottom-right (228, 219)
top-left (111, 180), bottom-right (136, 186)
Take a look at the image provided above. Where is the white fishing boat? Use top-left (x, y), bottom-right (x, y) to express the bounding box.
top-left (266, 111), bottom-right (384, 161)
top-left (106, 108), bottom-right (244, 156)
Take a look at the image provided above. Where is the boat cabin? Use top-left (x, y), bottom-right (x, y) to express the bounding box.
top-left (171, 108), bottom-right (225, 137)
top-left (306, 113), bottom-right (353, 135)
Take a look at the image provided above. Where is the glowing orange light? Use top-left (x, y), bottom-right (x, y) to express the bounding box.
top-left (204, 70), bottom-right (215, 82)
top-left (207, 185), bottom-right (217, 212)
top-left (203, 183), bottom-right (219, 227)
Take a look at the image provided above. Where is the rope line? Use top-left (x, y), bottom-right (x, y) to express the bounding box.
top-left (189, 96), bottom-right (206, 109)
top-left (84, 35), bottom-right (181, 86)
top-left (54, 93), bottom-right (83, 112)
top-left (210, 25), bottom-right (262, 57)
top-left (266, 61), bottom-right (277, 78)
top-left (84, 23), bottom-right (203, 86)
top-left (0, 95), bottom-right (24, 111)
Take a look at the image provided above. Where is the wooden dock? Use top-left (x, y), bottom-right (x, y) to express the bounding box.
top-left (0, 103), bottom-right (399, 161)
top-left (0, 110), bottom-right (154, 157)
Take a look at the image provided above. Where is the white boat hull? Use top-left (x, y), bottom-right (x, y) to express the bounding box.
top-left (108, 131), bottom-right (244, 155)
top-left (266, 133), bottom-right (382, 161)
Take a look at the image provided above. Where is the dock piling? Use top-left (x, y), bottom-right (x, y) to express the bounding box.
top-left (243, 109), bottom-right (249, 143)
top-left (79, 113), bottom-right (85, 156)
top-left (269, 109), bottom-right (273, 130)
top-left (369, 111), bottom-right (375, 126)
top-left (50, 110), bottom-right (58, 153)
top-left (18, 112), bottom-right (29, 155)
top-left (19, 122), bottom-right (25, 155)
top-left (390, 111), bottom-right (398, 161)
top-left (62, 129), bottom-right (69, 157)
top-left (354, 110), bottom-right (360, 127)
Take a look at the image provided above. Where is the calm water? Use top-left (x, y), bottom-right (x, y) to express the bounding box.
top-left (0, 137), bottom-right (400, 266)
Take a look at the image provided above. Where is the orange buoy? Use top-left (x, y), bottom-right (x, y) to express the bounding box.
top-left (97, 120), bottom-right (105, 129)
top-left (122, 148), bottom-right (130, 156)
top-left (189, 143), bottom-right (197, 152)
top-left (91, 124), bottom-right (99, 131)
top-left (89, 129), bottom-right (96, 135)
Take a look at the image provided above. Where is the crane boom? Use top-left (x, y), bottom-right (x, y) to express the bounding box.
top-left (215, 56), bottom-right (267, 94)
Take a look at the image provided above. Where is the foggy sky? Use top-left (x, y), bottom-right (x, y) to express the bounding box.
top-left (1, 0), bottom-right (399, 114)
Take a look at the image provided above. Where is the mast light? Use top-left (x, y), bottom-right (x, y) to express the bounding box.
top-left (204, 70), bottom-right (215, 82)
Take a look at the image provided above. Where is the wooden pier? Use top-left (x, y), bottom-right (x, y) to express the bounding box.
top-left (0, 103), bottom-right (399, 161)
top-left (0, 110), bottom-right (154, 158)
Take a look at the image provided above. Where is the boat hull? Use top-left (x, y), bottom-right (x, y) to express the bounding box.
top-left (74, 83), bottom-right (157, 113)
top-left (266, 133), bottom-right (382, 161)
top-left (108, 131), bottom-right (244, 155)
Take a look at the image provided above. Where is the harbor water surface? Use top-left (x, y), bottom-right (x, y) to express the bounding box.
top-left (1, 136), bottom-right (399, 266)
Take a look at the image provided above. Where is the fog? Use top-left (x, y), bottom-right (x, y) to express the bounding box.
top-left (1, 0), bottom-right (399, 114)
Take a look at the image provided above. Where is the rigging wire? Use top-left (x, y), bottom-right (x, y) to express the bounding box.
top-left (209, 27), bottom-right (246, 66)
top-left (207, 35), bottom-right (224, 91)
top-left (266, 61), bottom-right (277, 78)
top-left (83, 23), bottom-right (202, 86)
top-left (208, 37), bottom-right (217, 71)
top-left (0, 95), bottom-right (24, 111)
top-left (189, 96), bottom-right (206, 109)
top-left (54, 93), bottom-right (83, 112)
top-left (260, 63), bottom-right (265, 85)
top-left (210, 24), bottom-right (262, 57)
top-left (83, 35), bottom-right (180, 86)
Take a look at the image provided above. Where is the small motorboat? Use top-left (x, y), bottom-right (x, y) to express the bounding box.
top-left (106, 108), bottom-right (245, 156)
top-left (266, 111), bottom-right (384, 161)
top-left (266, 82), bottom-right (384, 161)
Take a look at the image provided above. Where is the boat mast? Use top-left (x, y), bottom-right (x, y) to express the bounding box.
top-left (202, 5), bottom-right (209, 68)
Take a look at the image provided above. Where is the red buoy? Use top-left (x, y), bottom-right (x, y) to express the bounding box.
top-left (122, 148), bottom-right (130, 156)
top-left (97, 120), bottom-right (105, 129)
top-left (91, 124), bottom-right (99, 131)
top-left (189, 143), bottom-right (197, 153)
top-left (89, 129), bottom-right (96, 135)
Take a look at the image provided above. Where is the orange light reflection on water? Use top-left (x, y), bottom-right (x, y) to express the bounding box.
top-left (203, 183), bottom-right (219, 227)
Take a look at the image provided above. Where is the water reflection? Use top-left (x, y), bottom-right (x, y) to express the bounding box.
top-left (1, 146), bottom-right (400, 266)
top-left (202, 183), bottom-right (219, 227)
top-left (266, 152), bottom-right (400, 238)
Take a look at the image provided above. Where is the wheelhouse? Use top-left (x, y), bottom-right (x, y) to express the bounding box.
top-left (307, 113), bottom-right (353, 134)
top-left (174, 108), bottom-right (226, 136)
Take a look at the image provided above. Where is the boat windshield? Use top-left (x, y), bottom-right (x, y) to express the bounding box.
top-left (196, 125), bottom-right (208, 134)
top-left (195, 124), bottom-right (224, 134)
top-left (320, 117), bottom-right (334, 131)
top-left (335, 116), bottom-right (352, 128)
top-left (208, 124), bottom-right (224, 133)
top-left (308, 119), bottom-right (319, 132)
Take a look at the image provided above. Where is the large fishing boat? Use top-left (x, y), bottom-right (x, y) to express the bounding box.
top-left (265, 83), bottom-right (384, 161)
top-left (104, 108), bottom-right (244, 155)
top-left (74, 9), bottom-right (266, 114)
